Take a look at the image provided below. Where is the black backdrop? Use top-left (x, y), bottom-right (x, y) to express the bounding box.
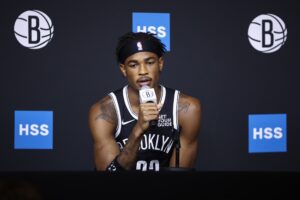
top-left (0, 0), bottom-right (299, 172)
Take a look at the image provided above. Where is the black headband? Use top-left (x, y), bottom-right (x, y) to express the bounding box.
top-left (118, 39), bottom-right (162, 64)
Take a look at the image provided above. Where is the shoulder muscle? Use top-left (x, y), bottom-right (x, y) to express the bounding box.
top-left (178, 93), bottom-right (202, 140)
top-left (89, 95), bottom-right (118, 140)
top-left (90, 95), bottom-right (117, 124)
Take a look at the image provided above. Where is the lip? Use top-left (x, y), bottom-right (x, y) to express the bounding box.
top-left (137, 77), bottom-right (152, 87)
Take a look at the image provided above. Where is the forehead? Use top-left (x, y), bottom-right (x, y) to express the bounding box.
top-left (125, 51), bottom-right (158, 63)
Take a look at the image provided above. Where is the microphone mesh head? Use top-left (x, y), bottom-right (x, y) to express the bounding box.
top-left (140, 85), bottom-right (150, 90)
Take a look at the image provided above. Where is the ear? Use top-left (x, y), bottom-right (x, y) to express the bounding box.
top-left (119, 63), bottom-right (127, 77)
top-left (158, 57), bottom-right (164, 72)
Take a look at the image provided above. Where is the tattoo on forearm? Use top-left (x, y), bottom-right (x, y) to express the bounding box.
top-left (95, 97), bottom-right (117, 124)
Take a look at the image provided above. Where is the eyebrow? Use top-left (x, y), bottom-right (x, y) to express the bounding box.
top-left (144, 57), bottom-right (156, 61)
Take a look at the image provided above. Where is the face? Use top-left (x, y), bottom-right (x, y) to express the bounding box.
top-left (119, 51), bottom-right (164, 91)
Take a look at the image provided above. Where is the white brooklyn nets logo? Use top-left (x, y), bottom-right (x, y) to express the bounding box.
top-left (248, 14), bottom-right (287, 53)
top-left (14, 10), bottom-right (54, 49)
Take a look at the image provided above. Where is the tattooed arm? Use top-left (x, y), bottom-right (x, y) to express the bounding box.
top-left (89, 95), bottom-right (119, 170)
top-left (169, 93), bottom-right (202, 168)
top-left (89, 95), bottom-right (155, 171)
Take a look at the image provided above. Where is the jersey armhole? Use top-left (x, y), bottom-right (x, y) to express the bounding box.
top-left (108, 92), bottom-right (122, 138)
top-left (173, 90), bottom-right (180, 130)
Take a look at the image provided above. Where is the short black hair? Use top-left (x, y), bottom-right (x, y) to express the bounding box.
top-left (115, 32), bottom-right (166, 63)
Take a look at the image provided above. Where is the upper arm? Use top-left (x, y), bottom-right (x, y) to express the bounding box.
top-left (169, 93), bottom-right (202, 168)
top-left (89, 95), bottom-right (120, 170)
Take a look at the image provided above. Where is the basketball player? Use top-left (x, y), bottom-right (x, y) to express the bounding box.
top-left (89, 32), bottom-right (202, 171)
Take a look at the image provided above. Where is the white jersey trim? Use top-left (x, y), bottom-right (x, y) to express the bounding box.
top-left (159, 85), bottom-right (166, 109)
top-left (109, 92), bottom-right (122, 138)
top-left (123, 85), bottom-right (138, 120)
top-left (123, 85), bottom-right (166, 120)
top-left (173, 90), bottom-right (180, 130)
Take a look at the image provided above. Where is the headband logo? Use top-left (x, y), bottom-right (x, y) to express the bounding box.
top-left (137, 41), bottom-right (143, 51)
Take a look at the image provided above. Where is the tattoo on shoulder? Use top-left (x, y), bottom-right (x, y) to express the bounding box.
top-left (95, 96), bottom-right (117, 124)
top-left (178, 93), bottom-right (190, 113)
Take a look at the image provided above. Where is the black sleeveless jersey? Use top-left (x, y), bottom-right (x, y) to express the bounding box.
top-left (109, 85), bottom-right (180, 171)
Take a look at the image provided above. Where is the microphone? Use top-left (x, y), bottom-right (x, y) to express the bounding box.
top-left (139, 85), bottom-right (158, 128)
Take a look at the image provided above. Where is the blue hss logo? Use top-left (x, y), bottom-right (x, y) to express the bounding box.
top-left (132, 12), bottom-right (170, 51)
top-left (14, 111), bottom-right (53, 149)
top-left (248, 114), bottom-right (287, 153)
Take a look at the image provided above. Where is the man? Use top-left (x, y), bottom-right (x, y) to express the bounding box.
top-left (89, 32), bottom-right (201, 171)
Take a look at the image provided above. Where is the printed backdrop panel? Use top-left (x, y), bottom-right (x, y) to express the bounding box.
top-left (0, 0), bottom-right (299, 171)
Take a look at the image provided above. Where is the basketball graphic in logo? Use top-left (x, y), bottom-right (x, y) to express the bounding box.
top-left (14, 10), bottom-right (54, 49)
top-left (248, 14), bottom-right (287, 53)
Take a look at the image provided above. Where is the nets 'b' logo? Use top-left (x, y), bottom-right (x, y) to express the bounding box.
top-left (248, 14), bottom-right (287, 53)
top-left (139, 88), bottom-right (157, 104)
top-left (142, 91), bottom-right (153, 98)
top-left (14, 10), bottom-right (54, 49)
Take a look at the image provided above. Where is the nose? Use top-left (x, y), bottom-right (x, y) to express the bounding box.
top-left (138, 63), bottom-right (148, 75)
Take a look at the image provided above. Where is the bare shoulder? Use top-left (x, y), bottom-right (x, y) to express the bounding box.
top-left (178, 92), bottom-right (202, 116)
top-left (178, 92), bottom-right (202, 140)
top-left (173, 93), bottom-right (201, 167)
top-left (89, 95), bottom-right (117, 126)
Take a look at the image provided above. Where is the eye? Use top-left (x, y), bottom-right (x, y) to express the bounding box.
top-left (147, 60), bottom-right (155, 65)
top-left (128, 63), bottom-right (138, 68)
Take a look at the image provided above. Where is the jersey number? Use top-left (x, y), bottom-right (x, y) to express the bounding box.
top-left (136, 160), bottom-right (160, 171)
